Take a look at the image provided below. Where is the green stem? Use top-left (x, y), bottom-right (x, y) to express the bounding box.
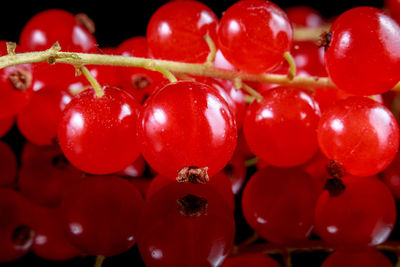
top-left (94, 255), bottom-right (105, 267)
top-left (80, 65), bottom-right (104, 98)
top-left (283, 52), bottom-right (297, 80)
top-left (204, 32), bottom-right (217, 66)
top-left (153, 65), bottom-right (177, 83)
top-left (242, 84), bottom-right (263, 103)
top-left (245, 157), bottom-right (259, 167)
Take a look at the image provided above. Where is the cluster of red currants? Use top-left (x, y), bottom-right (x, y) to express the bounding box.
top-left (2, 0), bottom-right (400, 266)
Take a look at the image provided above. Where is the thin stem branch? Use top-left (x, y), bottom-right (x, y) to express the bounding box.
top-left (293, 25), bottom-right (331, 41)
top-left (283, 52), bottom-right (297, 80)
top-left (80, 65), bottom-right (104, 97)
top-left (204, 32), bottom-right (217, 66)
top-left (94, 255), bottom-right (105, 267)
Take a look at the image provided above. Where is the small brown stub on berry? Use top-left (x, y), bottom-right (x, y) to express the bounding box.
top-left (9, 69), bottom-right (32, 91)
top-left (326, 160), bottom-right (345, 179)
top-left (132, 75), bottom-right (151, 89)
top-left (177, 166), bottom-right (209, 184)
top-left (324, 178), bottom-right (346, 197)
top-left (318, 31), bottom-right (332, 50)
top-left (12, 225), bottom-right (34, 249)
top-left (76, 13), bottom-right (95, 34)
top-left (177, 194), bottom-right (208, 218)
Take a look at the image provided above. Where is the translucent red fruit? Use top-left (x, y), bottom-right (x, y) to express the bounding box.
top-left (0, 41), bottom-right (34, 119)
top-left (317, 96), bottom-right (399, 176)
top-left (147, 0), bottom-right (218, 63)
top-left (325, 7), bottom-right (400, 95)
top-left (386, 0), bottom-right (400, 23)
top-left (0, 189), bottom-right (34, 262)
top-left (117, 36), bottom-right (169, 104)
top-left (218, 0), bottom-right (293, 73)
top-left (31, 206), bottom-right (80, 261)
top-left (18, 144), bottom-right (83, 208)
top-left (242, 166), bottom-right (317, 245)
top-left (0, 116), bottom-right (14, 138)
top-left (314, 176), bottom-right (396, 250)
top-left (20, 9), bottom-right (97, 52)
top-left (285, 6), bottom-right (325, 28)
top-left (0, 141), bottom-right (17, 187)
top-left (17, 87), bottom-right (72, 145)
top-left (221, 253), bottom-right (281, 267)
top-left (244, 87), bottom-right (321, 167)
top-left (321, 249), bottom-right (393, 267)
top-left (137, 182), bottom-right (235, 267)
top-left (60, 176), bottom-right (144, 257)
top-left (58, 86), bottom-right (141, 174)
top-left (140, 81), bottom-right (237, 180)
top-left (381, 151), bottom-right (400, 200)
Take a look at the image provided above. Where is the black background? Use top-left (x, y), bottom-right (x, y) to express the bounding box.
top-left (0, 0), bottom-right (393, 266)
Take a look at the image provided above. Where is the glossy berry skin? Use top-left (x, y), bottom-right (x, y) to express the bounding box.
top-left (140, 81), bottom-right (237, 180)
top-left (222, 148), bottom-right (247, 195)
top-left (321, 249), bottom-right (393, 267)
top-left (218, 0), bottom-right (293, 73)
top-left (20, 9), bottom-right (97, 52)
top-left (147, 1), bottom-right (218, 63)
top-left (386, 0), bottom-right (400, 23)
top-left (285, 6), bottom-right (324, 28)
top-left (17, 87), bottom-right (72, 146)
top-left (291, 41), bottom-right (326, 77)
top-left (0, 42), bottom-right (34, 119)
top-left (60, 176), bottom-right (144, 257)
top-left (244, 87), bottom-right (321, 167)
top-left (31, 206), bottom-right (80, 261)
top-left (117, 154), bottom-right (147, 178)
top-left (380, 151), bottom-right (400, 200)
top-left (137, 182), bottom-right (235, 267)
top-left (242, 166), bottom-right (317, 244)
top-left (58, 86), bottom-right (141, 174)
top-left (0, 116), bottom-right (14, 138)
top-left (146, 173), bottom-right (235, 211)
top-left (325, 7), bottom-right (400, 95)
top-left (117, 37), bottom-right (168, 104)
top-left (317, 96), bottom-right (399, 176)
top-left (0, 189), bottom-right (34, 262)
top-left (18, 144), bottom-right (83, 208)
top-left (0, 142), bottom-right (17, 187)
top-left (221, 253), bottom-right (281, 267)
top-left (315, 175), bottom-right (396, 250)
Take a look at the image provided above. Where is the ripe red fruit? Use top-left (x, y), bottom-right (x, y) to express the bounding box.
top-left (321, 249), bottom-right (393, 267)
top-left (314, 176), bottom-right (396, 249)
top-left (380, 151), bottom-right (400, 200)
top-left (0, 141), bottom-right (17, 187)
top-left (244, 87), bottom-right (321, 167)
top-left (317, 96), bottom-right (399, 176)
top-left (137, 182), bottom-right (235, 267)
top-left (0, 189), bottom-right (34, 262)
top-left (139, 81), bottom-right (237, 181)
top-left (325, 7), bottom-right (400, 95)
top-left (0, 116), bottom-right (15, 138)
top-left (57, 86), bottom-right (141, 174)
top-left (285, 6), bottom-right (325, 28)
top-left (17, 87), bottom-right (72, 145)
top-left (147, 0), bottom-right (218, 63)
top-left (242, 166), bottom-right (317, 244)
top-left (218, 0), bottom-right (293, 73)
top-left (20, 9), bottom-right (97, 52)
top-left (386, 0), bottom-right (400, 23)
top-left (60, 176), bottom-right (144, 256)
top-left (221, 253), bottom-right (281, 267)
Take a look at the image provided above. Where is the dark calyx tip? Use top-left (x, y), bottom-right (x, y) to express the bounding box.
top-left (326, 160), bottom-right (345, 179)
top-left (177, 194), bottom-right (208, 218)
top-left (12, 225), bottom-right (34, 249)
top-left (132, 75), bottom-right (151, 89)
top-left (318, 31), bottom-right (332, 50)
top-left (324, 178), bottom-right (346, 197)
top-left (176, 166), bottom-right (209, 184)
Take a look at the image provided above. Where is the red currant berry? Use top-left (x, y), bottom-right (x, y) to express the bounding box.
top-left (325, 7), bottom-right (400, 95)
top-left (242, 166), bottom-right (317, 244)
top-left (315, 175), bottom-right (396, 249)
top-left (18, 144), bottom-right (83, 208)
top-left (0, 189), bottom-right (34, 262)
top-left (285, 6), bottom-right (325, 28)
top-left (147, 0), bottom-right (218, 63)
top-left (380, 151), bottom-right (400, 200)
top-left (57, 86), bottom-right (141, 174)
top-left (321, 249), bottom-right (393, 267)
top-left (0, 116), bottom-right (14, 138)
top-left (218, 0), bottom-right (293, 73)
top-left (221, 253), bottom-right (281, 267)
top-left (60, 176), bottom-right (144, 257)
top-left (244, 87), bottom-right (321, 167)
top-left (140, 81), bottom-right (237, 181)
top-left (117, 36), bottom-right (169, 104)
top-left (291, 41), bottom-right (326, 76)
top-left (20, 9), bottom-right (97, 52)
top-left (137, 182), bottom-right (235, 267)
top-left (313, 87), bottom-right (351, 113)
top-left (317, 96), bottom-right (399, 176)
top-left (301, 150), bottom-right (331, 195)
top-left (0, 141), bottom-right (17, 187)
top-left (386, 0), bottom-right (400, 24)
top-left (31, 206), bottom-right (80, 261)
top-left (117, 154), bottom-right (147, 178)
top-left (17, 87), bottom-right (72, 145)
top-left (222, 149), bottom-right (247, 195)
